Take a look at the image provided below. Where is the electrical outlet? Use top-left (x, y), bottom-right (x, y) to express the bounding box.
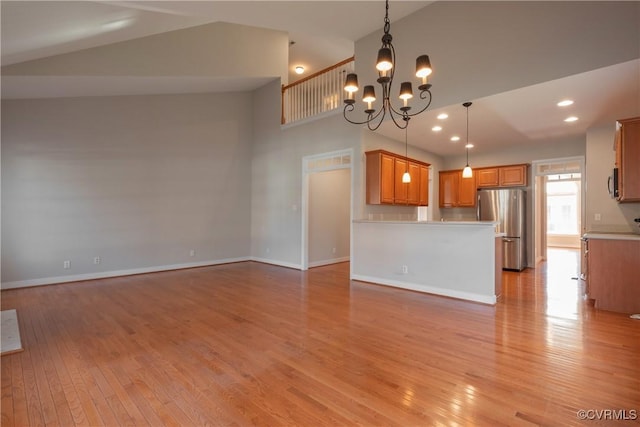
top-left (332, 247), bottom-right (336, 254)
top-left (93, 256), bottom-right (101, 265)
top-left (63, 260), bottom-right (70, 269)
top-left (402, 265), bottom-right (408, 274)
top-left (266, 247), bottom-right (270, 254)
top-left (594, 213), bottom-right (602, 221)
top-left (189, 249), bottom-right (195, 257)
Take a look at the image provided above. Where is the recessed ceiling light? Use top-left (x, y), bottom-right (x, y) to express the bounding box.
top-left (450, 136), bottom-right (460, 142)
top-left (432, 126), bottom-right (442, 132)
top-left (564, 116), bottom-right (579, 122)
top-left (295, 66), bottom-right (305, 75)
top-left (465, 143), bottom-right (474, 149)
top-left (437, 113), bottom-right (448, 120)
top-left (557, 99), bottom-right (574, 107)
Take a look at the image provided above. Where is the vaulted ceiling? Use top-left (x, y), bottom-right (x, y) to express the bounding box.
top-left (2, 1), bottom-right (639, 157)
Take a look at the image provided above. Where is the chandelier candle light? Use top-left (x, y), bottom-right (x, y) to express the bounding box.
top-left (343, 0), bottom-right (433, 130)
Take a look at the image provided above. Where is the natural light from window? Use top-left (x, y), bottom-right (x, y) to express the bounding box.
top-left (546, 175), bottom-right (580, 235)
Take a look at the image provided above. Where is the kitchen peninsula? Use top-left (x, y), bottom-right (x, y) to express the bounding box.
top-left (352, 220), bottom-right (502, 304)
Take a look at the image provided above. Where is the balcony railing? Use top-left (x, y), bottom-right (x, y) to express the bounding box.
top-left (281, 56), bottom-right (355, 125)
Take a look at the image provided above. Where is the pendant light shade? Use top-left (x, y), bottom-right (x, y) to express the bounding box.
top-left (462, 165), bottom-right (473, 178)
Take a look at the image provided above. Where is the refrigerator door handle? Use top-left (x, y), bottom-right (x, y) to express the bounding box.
top-left (503, 238), bottom-right (514, 242)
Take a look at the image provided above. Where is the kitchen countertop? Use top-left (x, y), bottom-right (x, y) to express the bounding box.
top-left (353, 220), bottom-right (505, 237)
top-left (583, 231), bottom-right (640, 241)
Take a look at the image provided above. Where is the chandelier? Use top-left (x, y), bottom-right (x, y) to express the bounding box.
top-left (343, 0), bottom-right (433, 130)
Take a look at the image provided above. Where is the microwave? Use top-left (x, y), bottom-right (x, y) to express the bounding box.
top-left (608, 168), bottom-right (619, 198)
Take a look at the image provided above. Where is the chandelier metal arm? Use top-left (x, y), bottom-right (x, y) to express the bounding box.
top-left (342, 0), bottom-right (434, 131)
top-left (399, 88), bottom-right (433, 119)
top-left (343, 102), bottom-right (386, 127)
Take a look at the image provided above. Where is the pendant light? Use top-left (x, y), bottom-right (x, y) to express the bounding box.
top-left (402, 124), bottom-right (411, 183)
top-left (462, 102), bottom-right (473, 178)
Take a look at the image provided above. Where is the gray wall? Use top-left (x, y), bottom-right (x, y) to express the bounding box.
top-left (585, 124), bottom-right (640, 233)
top-left (355, 1), bottom-right (639, 112)
top-left (2, 93), bottom-right (253, 285)
top-left (309, 169), bottom-right (350, 266)
top-left (251, 80), bottom-right (362, 268)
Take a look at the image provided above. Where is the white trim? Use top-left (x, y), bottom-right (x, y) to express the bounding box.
top-left (1, 257), bottom-right (251, 290)
top-left (301, 148), bottom-right (353, 271)
top-left (351, 274), bottom-right (497, 305)
top-left (250, 257), bottom-right (302, 270)
top-left (531, 155), bottom-right (585, 271)
top-left (308, 256), bottom-right (350, 268)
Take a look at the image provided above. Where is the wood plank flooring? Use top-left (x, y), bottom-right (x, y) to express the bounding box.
top-left (2, 250), bottom-right (639, 426)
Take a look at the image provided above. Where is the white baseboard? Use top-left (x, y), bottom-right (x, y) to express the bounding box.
top-left (350, 274), bottom-right (497, 305)
top-left (308, 256), bottom-right (350, 268)
top-left (0, 257), bottom-right (251, 290)
top-left (250, 257), bottom-right (302, 270)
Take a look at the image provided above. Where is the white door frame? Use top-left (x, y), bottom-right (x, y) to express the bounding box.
top-left (301, 149), bottom-right (354, 271)
top-left (531, 156), bottom-right (585, 265)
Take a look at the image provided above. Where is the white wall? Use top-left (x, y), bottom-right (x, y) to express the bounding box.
top-left (585, 124), bottom-right (640, 233)
top-left (251, 80), bottom-right (362, 268)
top-left (2, 22), bottom-right (289, 82)
top-left (355, 2), bottom-right (639, 112)
top-left (1, 93), bottom-right (253, 286)
top-left (308, 169), bottom-right (350, 266)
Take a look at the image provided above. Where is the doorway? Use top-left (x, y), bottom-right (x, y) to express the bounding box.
top-left (532, 157), bottom-right (585, 274)
top-left (301, 149), bottom-right (353, 270)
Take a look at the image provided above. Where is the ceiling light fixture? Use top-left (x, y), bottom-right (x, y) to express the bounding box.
top-left (564, 116), bottom-right (578, 122)
top-left (437, 113), bottom-right (449, 120)
top-left (343, 0), bottom-right (433, 130)
top-left (462, 102), bottom-right (473, 179)
top-left (450, 136), bottom-right (460, 142)
top-left (432, 126), bottom-right (442, 132)
top-left (557, 99), bottom-right (574, 107)
top-left (295, 66), bottom-right (305, 75)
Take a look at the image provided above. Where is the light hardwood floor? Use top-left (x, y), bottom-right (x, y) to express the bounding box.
top-left (2, 251), bottom-right (639, 426)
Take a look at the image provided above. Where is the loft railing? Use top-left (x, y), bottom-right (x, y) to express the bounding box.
top-left (281, 56), bottom-right (355, 125)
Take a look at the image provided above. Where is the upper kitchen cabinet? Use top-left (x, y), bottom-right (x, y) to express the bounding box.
top-left (365, 150), bottom-right (430, 206)
top-left (439, 170), bottom-right (476, 208)
top-left (366, 150), bottom-right (395, 204)
top-left (615, 116), bottom-right (640, 202)
top-left (476, 164), bottom-right (528, 188)
top-left (476, 168), bottom-right (500, 187)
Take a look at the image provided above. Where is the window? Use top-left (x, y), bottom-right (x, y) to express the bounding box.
top-left (546, 176), bottom-right (580, 235)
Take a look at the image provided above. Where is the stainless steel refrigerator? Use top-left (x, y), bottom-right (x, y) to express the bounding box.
top-left (477, 188), bottom-right (526, 271)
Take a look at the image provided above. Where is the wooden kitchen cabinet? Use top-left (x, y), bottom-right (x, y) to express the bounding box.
top-left (476, 164), bottom-right (528, 188)
top-left (365, 150), bottom-right (430, 206)
top-left (615, 116), bottom-right (640, 202)
top-left (439, 170), bottom-right (476, 208)
top-left (418, 164), bottom-right (429, 206)
top-left (476, 168), bottom-right (500, 187)
top-left (587, 238), bottom-right (640, 313)
top-left (499, 164), bottom-right (528, 187)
